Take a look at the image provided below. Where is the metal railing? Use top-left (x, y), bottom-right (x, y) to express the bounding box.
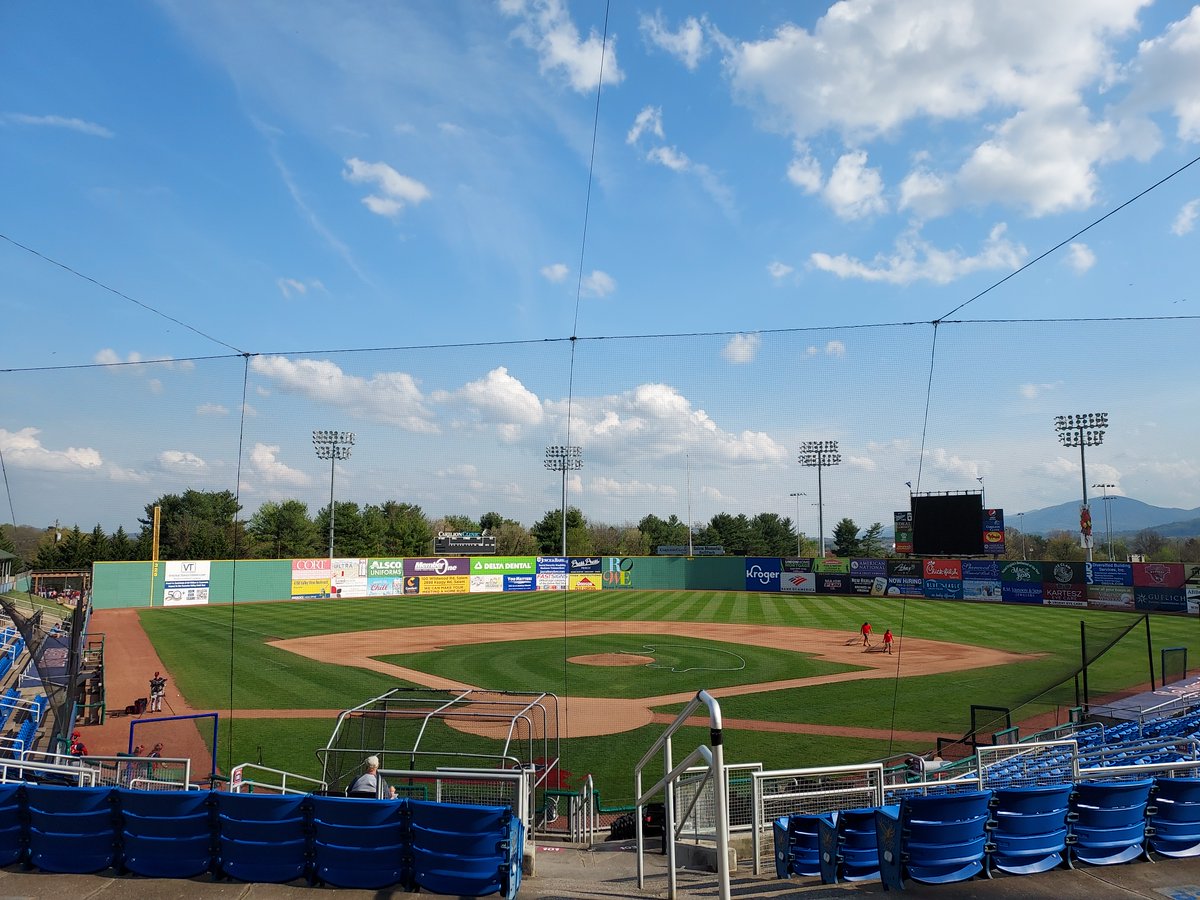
top-left (0, 758), bottom-right (96, 786)
top-left (229, 763), bottom-right (327, 795)
top-left (634, 690), bottom-right (730, 900)
top-left (676, 761), bottom-right (761, 840)
top-left (17, 751), bottom-right (192, 790)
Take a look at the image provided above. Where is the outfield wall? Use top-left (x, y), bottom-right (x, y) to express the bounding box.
top-left (91, 556), bottom-right (1200, 614)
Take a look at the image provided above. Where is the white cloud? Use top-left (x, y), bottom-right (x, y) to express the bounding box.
top-left (590, 476), bottom-right (679, 497)
top-left (810, 223), bottom-right (1026, 285)
top-left (581, 270), bottom-right (616, 297)
top-left (1019, 381), bottom-right (1062, 400)
top-left (1172, 199), bottom-right (1200, 236)
top-left (250, 355), bottom-right (438, 433)
top-left (540, 262), bottom-right (570, 282)
top-left (4, 113), bottom-right (113, 138)
top-left (500, 0), bottom-right (623, 93)
top-left (0, 427), bottom-right (102, 472)
top-left (277, 277), bottom-right (325, 298)
top-left (640, 12), bottom-right (709, 70)
top-left (647, 145), bottom-right (690, 172)
top-left (722, 333), bottom-right (760, 364)
top-left (437, 121), bottom-right (465, 136)
top-left (342, 157), bottom-right (430, 217)
top-left (626, 106), bottom-right (664, 144)
top-left (196, 403), bottom-right (229, 416)
top-left (1066, 241), bottom-right (1096, 274)
top-left (786, 143), bottom-right (822, 193)
top-left (158, 450), bottom-right (207, 472)
top-left (435, 366), bottom-right (544, 429)
top-left (1122, 6), bottom-right (1200, 142)
top-left (825, 340), bottom-right (846, 357)
top-left (823, 150), bottom-right (886, 220)
top-left (847, 455), bottom-right (877, 471)
top-left (249, 443), bottom-right (311, 486)
top-left (767, 261), bottom-right (794, 280)
top-left (925, 448), bottom-right (984, 479)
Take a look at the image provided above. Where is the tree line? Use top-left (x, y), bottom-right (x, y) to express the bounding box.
top-left (5, 489), bottom-right (1196, 570)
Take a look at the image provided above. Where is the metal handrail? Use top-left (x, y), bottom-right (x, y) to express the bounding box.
top-left (230, 762), bottom-right (328, 795)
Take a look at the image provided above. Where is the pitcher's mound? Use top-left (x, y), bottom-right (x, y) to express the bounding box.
top-left (568, 653), bottom-right (654, 667)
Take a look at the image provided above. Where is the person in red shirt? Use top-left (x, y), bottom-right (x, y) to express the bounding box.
top-left (883, 629), bottom-right (894, 654)
top-left (860, 622), bottom-right (872, 647)
top-left (69, 731), bottom-right (88, 756)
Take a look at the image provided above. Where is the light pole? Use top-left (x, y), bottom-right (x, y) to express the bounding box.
top-left (544, 445), bottom-right (582, 556)
top-left (1093, 482), bottom-right (1116, 562)
top-left (1016, 512), bottom-right (1027, 560)
top-left (312, 430), bottom-right (355, 562)
top-left (977, 476), bottom-right (985, 508)
top-left (798, 440), bottom-right (841, 557)
top-left (1054, 412), bottom-right (1108, 563)
top-left (788, 492), bottom-right (807, 555)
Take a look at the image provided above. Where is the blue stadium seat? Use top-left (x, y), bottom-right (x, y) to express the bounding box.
top-left (26, 784), bottom-right (117, 873)
top-left (772, 812), bottom-right (829, 878)
top-left (0, 783), bottom-right (25, 866)
top-left (118, 788), bottom-right (214, 878)
top-left (410, 800), bottom-right (522, 899)
top-left (1148, 777), bottom-right (1200, 858)
top-left (878, 790), bottom-right (992, 890)
top-left (987, 783), bottom-right (1071, 876)
top-left (1069, 779), bottom-right (1152, 867)
top-left (214, 792), bottom-right (309, 883)
top-left (817, 805), bottom-right (894, 883)
top-left (311, 794), bottom-right (410, 889)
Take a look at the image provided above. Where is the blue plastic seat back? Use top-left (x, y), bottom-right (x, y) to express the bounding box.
top-left (836, 807), bottom-right (886, 882)
top-left (1070, 780), bottom-right (1151, 867)
top-left (26, 785), bottom-right (117, 874)
top-left (1155, 778), bottom-right (1200, 806)
top-left (409, 800), bottom-right (518, 898)
top-left (118, 789), bottom-right (214, 878)
top-left (215, 792), bottom-right (309, 883)
top-left (412, 845), bottom-right (505, 897)
top-left (773, 812), bottom-right (825, 878)
top-left (0, 784), bottom-right (24, 866)
top-left (898, 791), bottom-right (992, 886)
top-left (311, 795), bottom-right (411, 890)
top-left (994, 783), bottom-right (1072, 817)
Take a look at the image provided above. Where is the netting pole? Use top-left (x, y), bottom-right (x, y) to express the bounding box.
top-left (1080, 620), bottom-right (1090, 715)
top-left (1145, 614), bottom-right (1156, 691)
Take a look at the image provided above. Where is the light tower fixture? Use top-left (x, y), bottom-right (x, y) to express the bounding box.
top-left (798, 440), bottom-right (841, 557)
top-left (788, 492), bottom-right (807, 556)
top-left (544, 445), bottom-right (583, 556)
top-left (1054, 412), bottom-right (1108, 563)
top-left (312, 430), bottom-right (355, 562)
top-left (1092, 482), bottom-right (1117, 562)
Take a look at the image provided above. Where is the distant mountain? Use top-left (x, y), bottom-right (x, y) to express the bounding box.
top-left (1013, 497), bottom-right (1200, 537)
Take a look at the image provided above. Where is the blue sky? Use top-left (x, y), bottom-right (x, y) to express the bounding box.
top-left (2, 1), bottom-right (1199, 537)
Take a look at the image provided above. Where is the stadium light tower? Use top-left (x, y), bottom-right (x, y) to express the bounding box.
top-left (1016, 512), bottom-right (1027, 560)
top-left (1054, 412), bottom-right (1108, 563)
top-left (798, 440), bottom-right (841, 557)
top-left (788, 492), bottom-right (807, 555)
top-left (1093, 482), bottom-right (1117, 562)
top-left (544, 445), bottom-right (582, 556)
top-left (312, 430), bottom-right (355, 562)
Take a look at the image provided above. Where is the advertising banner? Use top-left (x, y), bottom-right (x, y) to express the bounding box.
top-left (814, 557), bottom-right (850, 574)
top-left (962, 558), bottom-right (1001, 601)
top-left (163, 560), bottom-right (211, 607)
top-left (1001, 582), bottom-right (1044, 604)
top-left (568, 557), bottom-right (602, 573)
top-left (404, 557), bottom-right (469, 577)
top-left (894, 511), bottom-right (913, 555)
top-left (368, 576), bottom-right (405, 596)
top-left (1188, 586), bottom-right (1200, 615)
top-left (1086, 562), bottom-right (1133, 586)
top-left (569, 573), bottom-right (603, 591)
top-left (1088, 585), bottom-right (1135, 611)
top-left (291, 558), bottom-right (331, 599)
top-left (849, 558), bottom-right (886, 577)
top-left (403, 577), bottom-right (420, 595)
top-left (470, 574), bottom-right (504, 593)
top-left (923, 579), bottom-right (963, 600)
top-left (782, 558), bottom-right (815, 573)
top-left (536, 556), bottom-right (568, 573)
top-left (417, 575), bottom-right (470, 595)
top-left (1042, 561), bottom-right (1085, 586)
top-left (536, 573), bottom-right (568, 591)
top-left (780, 571), bottom-right (816, 593)
top-left (470, 557), bottom-right (536, 575)
top-left (849, 576), bottom-right (889, 596)
top-left (884, 577), bottom-right (924, 598)
top-left (923, 559), bottom-right (962, 580)
top-left (1043, 585), bottom-right (1087, 607)
top-left (745, 558), bottom-right (782, 592)
top-left (503, 574), bottom-right (536, 592)
top-left (330, 558), bottom-right (369, 598)
top-left (1001, 561), bottom-right (1042, 584)
top-left (1136, 588), bottom-right (1187, 612)
top-left (982, 509), bottom-right (1005, 555)
top-left (817, 573), bottom-right (851, 594)
top-left (1133, 563), bottom-right (1185, 589)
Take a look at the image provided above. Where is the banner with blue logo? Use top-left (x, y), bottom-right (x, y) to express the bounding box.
top-left (744, 558), bottom-right (781, 592)
top-left (503, 575), bottom-right (536, 592)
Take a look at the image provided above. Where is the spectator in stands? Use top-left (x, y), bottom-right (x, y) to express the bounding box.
top-left (348, 755), bottom-right (396, 799)
top-left (148, 742), bottom-right (163, 758)
top-left (148, 671), bottom-right (167, 712)
top-left (132, 744), bottom-right (145, 756)
top-left (69, 731), bottom-right (88, 756)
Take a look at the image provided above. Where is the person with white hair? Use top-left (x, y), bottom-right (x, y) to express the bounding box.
top-left (348, 755), bottom-right (396, 798)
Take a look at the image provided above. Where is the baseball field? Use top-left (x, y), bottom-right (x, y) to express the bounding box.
top-left (111, 590), bottom-right (1200, 804)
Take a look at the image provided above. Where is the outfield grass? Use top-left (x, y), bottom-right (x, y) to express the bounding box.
top-left (377, 633), bottom-right (864, 699)
top-left (138, 590), bottom-right (1200, 800)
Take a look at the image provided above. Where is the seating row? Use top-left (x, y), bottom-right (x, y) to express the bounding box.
top-left (775, 776), bottom-right (1200, 890)
top-left (0, 688), bottom-right (18, 730)
top-left (0, 784), bottom-right (523, 898)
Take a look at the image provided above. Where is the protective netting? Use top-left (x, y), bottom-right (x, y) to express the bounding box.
top-left (1163, 647), bottom-right (1189, 686)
